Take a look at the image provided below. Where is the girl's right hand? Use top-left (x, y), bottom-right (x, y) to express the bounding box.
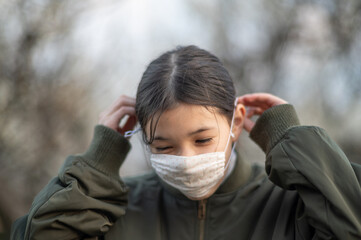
top-left (98, 95), bottom-right (137, 135)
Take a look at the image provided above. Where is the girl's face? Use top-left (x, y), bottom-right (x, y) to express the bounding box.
top-left (146, 103), bottom-right (245, 161)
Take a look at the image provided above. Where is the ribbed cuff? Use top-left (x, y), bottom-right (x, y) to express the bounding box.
top-left (250, 104), bottom-right (300, 154)
top-left (82, 125), bottom-right (131, 177)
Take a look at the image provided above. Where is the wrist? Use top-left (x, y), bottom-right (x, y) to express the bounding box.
top-left (250, 104), bottom-right (300, 154)
top-left (82, 125), bottom-right (131, 177)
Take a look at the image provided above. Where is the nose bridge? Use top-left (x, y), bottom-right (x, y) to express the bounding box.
top-left (178, 143), bottom-right (195, 157)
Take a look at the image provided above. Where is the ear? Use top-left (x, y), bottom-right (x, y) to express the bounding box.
top-left (231, 103), bottom-right (246, 142)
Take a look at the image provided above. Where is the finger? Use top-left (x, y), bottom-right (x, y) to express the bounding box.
top-left (238, 93), bottom-right (287, 108)
top-left (103, 95), bottom-right (136, 117)
top-left (108, 96), bottom-right (136, 116)
top-left (243, 117), bottom-right (255, 133)
top-left (99, 106), bottom-right (136, 131)
top-left (238, 93), bottom-right (274, 108)
top-left (112, 106), bottom-right (136, 124)
top-left (248, 93), bottom-right (286, 106)
top-left (246, 107), bottom-right (264, 118)
top-left (99, 96), bottom-right (135, 121)
top-left (237, 94), bottom-right (270, 109)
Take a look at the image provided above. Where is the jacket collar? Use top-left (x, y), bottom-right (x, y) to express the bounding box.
top-left (157, 152), bottom-right (252, 200)
top-left (216, 152), bottom-right (252, 194)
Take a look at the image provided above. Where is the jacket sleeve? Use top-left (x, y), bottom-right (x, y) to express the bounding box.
top-left (11, 125), bottom-right (131, 240)
top-left (250, 104), bottom-right (361, 239)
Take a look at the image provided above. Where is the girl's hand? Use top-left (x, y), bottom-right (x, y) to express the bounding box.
top-left (237, 93), bottom-right (287, 132)
top-left (98, 95), bottom-right (137, 135)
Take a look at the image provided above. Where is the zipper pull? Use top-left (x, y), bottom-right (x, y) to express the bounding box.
top-left (198, 199), bottom-right (207, 220)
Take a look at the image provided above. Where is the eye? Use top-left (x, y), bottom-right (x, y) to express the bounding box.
top-left (155, 146), bottom-right (172, 152)
top-left (195, 138), bottom-right (213, 144)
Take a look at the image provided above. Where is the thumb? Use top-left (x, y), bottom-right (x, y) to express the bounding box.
top-left (243, 118), bottom-right (255, 133)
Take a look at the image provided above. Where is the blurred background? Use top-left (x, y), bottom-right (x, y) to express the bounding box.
top-left (1, 0), bottom-right (360, 238)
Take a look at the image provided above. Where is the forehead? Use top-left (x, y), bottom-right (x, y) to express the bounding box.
top-left (146, 104), bottom-right (229, 136)
top-left (161, 104), bottom-right (216, 121)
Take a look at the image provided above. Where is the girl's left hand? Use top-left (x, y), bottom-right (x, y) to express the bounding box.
top-left (237, 93), bottom-right (287, 132)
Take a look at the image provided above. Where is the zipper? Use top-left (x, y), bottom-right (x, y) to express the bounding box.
top-left (198, 199), bottom-right (207, 240)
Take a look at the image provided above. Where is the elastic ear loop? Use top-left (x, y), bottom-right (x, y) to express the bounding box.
top-left (124, 127), bottom-right (142, 137)
top-left (124, 127), bottom-right (154, 169)
top-left (224, 97), bottom-right (239, 171)
top-left (224, 97), bottom-right (238, 149)
top-left (224, 140), bottom-right (237, 171)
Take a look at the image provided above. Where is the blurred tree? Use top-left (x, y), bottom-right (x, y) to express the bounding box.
top-left (188, 0), bottom-right (361, 165)
top-left (1, 0), bottom-right (361, 239)
top-left (0, 0), bottom-right (95, 238)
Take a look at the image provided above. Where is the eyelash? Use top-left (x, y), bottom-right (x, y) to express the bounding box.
top-left (155, 138), bottom-right (213, 152)
top-left (196, 138), bottom-right (213, 144)
top-left (155, 146), bottom-right (172, 152)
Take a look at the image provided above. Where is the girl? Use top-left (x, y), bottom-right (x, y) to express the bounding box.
top-left (11, 46), bottom-right (361, 239)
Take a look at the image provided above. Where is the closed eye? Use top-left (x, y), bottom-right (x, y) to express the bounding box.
top-left (155, 146), bottom-right (172, 152)
top-left (195, 138), bottom-right (213, 144)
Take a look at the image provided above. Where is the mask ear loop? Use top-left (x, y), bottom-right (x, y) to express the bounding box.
top-left (124, 127), bottom-right (154, 170)
top-left (223, 97), bottom-right (238, 151)
top-left (224, 97), bottom-right (239, 171)
top-left (224, 140), bottom-right (237, 170)
top-left (124, 127), bottom-right (142, 138)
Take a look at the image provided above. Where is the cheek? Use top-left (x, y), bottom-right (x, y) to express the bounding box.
top-left (212, 133), bottom-right (227, 153)
top-left (225, 143), bottom-right (233, 161)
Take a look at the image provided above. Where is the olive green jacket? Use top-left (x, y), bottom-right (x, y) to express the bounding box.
top-left (11, 105), bottom-right (361, 239)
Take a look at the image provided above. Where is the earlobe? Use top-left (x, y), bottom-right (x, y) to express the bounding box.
top-left (234, 103), bottom-right (246, 125)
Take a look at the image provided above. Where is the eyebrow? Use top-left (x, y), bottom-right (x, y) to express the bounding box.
top-left (153, 127), bottom-right (214, 141)
top-left (188, 127), bottom-right (214, 136)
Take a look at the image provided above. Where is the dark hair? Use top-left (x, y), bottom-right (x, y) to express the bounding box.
top-left (135, 45), bottom-right (236, 144)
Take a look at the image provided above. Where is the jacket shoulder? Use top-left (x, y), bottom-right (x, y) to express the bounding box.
top-left (351, 162), bottom-right (361, 182)
top-left (123, 171), bottom-right (162, 200)
top-left (10, 215), bottom-right (28, 240)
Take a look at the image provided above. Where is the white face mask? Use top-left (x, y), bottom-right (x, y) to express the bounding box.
top-left (149, 102), bottom-right (237, 200)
